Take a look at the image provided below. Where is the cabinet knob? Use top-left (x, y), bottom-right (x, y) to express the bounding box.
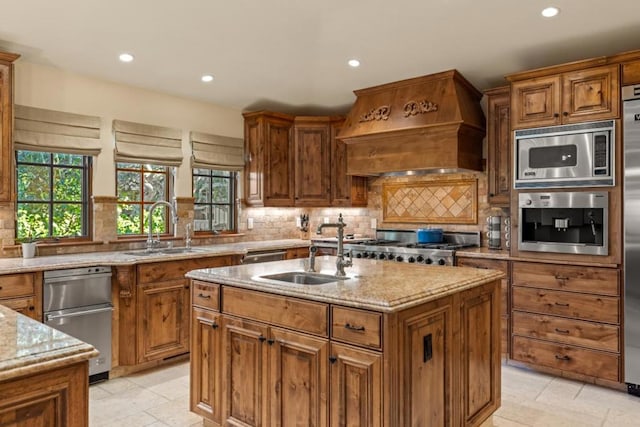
top-left (29, 306), bottom-right (35, 311)
top-left (555, 354), bottom-right (570, 361)
top-left (554, 113), bottom-right (560, 118)
top-left (329, 356), bottom-right (337, 364)
top-left (489, 193), bottom-right (494, 197)
top-left (563, 112), bottom-right (569, 117)
top-left (267, 338), bottom-right (275, 346)
top-left (211, 322), bottom-right (219, 329)
top-left (258, 336), bottom-right (267, 343)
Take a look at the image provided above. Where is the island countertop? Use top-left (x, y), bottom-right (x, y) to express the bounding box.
top-left (186, 256), bottom-right (504, 312)
top-left (0, 305), bottom-right (98, 382)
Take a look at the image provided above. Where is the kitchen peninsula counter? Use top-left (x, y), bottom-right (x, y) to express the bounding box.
top-left (0, 304), bottom-right (97, 425)
top-left (187, 257), bottom-right (503, 426)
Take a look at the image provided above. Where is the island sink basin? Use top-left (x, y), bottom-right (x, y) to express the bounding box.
top-left (124, 247), bottom-right (205, 256)
top-left (260, 272), bottom-right (345, 285)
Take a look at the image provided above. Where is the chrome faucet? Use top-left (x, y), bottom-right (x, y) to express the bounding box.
top-left (316, 214), bottom-right (352, 278)
top-left (185, 223), bottom-right (192, 249)
top-left (147, 200), bottom-right (178, 251)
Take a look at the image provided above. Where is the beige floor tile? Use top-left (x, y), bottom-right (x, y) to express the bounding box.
top-left (604, 408), bottom-right (640, 427)
top-left (145, 395), bottom-right (203, 427)
top-left (96, 376), bottom-right (139, 394)
top-left (501, 365), bottom-right (554, 400)
top-left (481, 415), bottom-right (532, 426)
top-left (89, 385), bottom-right (112, 401)
top-left (147, 375), bottom-right (191, 401)
top-left (577, 383), bottom-right (640, 414)
top-left (90, 387), bottom-right (170, 425)
top-left (90, 412), bottom-right (160, 427)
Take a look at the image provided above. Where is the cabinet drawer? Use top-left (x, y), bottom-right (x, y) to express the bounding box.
top-left (0, 273), bottom-right (35, 298)
top-left (457, 258), bottom-right (508, 315)
top-left (138, 256), bottom-right (236, 284)
top-left (512, 286), bottom-right (619, 324)
top-left (512, 262), bottom-right (619, 296)
top-left (0, 297), bottom-right (36, 317)
top-left (512, 311), bottom-right (619, 353)
top-left (512, 336), bottom-right (619, 382)
top-left (331, 306), bottom-right (382, 350)
top-left (223, 287), bottom-right (328, 337)
top-left (192, 281), bottom-right (220, 311)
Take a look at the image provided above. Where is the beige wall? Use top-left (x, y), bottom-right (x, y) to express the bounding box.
top-left (14, 61), bottom-right (243, 197)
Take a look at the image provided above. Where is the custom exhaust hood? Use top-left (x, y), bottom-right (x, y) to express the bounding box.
top-left (338, 70), bottom-right (486, 176)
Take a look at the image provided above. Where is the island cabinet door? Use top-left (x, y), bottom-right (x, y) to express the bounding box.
top-left (460, 280), bottom-right (501, 426)
top-left (397, 300), bottom-right (452, 427)
top-left (221, 316), bottom-right (269, 427)
top-left (329, 342), bottom-right (382, 427)
top-left (190, 308), bottom-right (222, 423)
top-left (268, 327), bottom-right (328, 427)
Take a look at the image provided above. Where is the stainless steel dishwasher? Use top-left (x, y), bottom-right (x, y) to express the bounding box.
top-left (44, 266), bottom-right (113, 383)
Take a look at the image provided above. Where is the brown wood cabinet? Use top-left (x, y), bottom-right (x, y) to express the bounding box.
top-left (243, 111), bottom-right (367, 208)
top-left (0, 272), bottom-right (42, 321)
top-left (456, 256), bottom-right (510, 358)
top-left (510, 261), bottom-right (621, 383)
top-left (622, 60), bottom-right (640, 85)
top-left (285, 246), bottom-right (310, 260)
top-left (510, 64), bottom-right (619, 129)
top-left (115, 255), bottom-right (240, 370)
top-left (0, 362), bottom-right (90, 427)
top-left (485, 87), bottom-right (511, 206)
top-left (190, 278), bottom-right (501, 426)
top-left (0, 52), bottom-right (19, 202)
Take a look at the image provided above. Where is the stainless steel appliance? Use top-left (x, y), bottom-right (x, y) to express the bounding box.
top-left (44, 266), bottom-right (113, 383)
top-left (340, 229), bottom-right (480, 266)
top-left (518, 192), bottom-right (608, 256)
top-left (242, 250), bottom-right (287, 264)
top-left (623, 84), bottom-right (640, 396)
top-left (514, 120), bottom-right (614, 189)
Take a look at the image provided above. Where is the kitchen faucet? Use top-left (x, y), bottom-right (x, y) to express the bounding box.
top-left (147, 200), bottom-right (178, 251)
top-left (316, 213), bottom-right (352, 278)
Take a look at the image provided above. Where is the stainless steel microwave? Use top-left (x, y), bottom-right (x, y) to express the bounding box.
top-left (514, 120), bottom-right (614, 189)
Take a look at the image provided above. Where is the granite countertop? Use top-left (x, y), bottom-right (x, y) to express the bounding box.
top-left (187, 256), bottom-right (504, 313)
top-left (0, 239), bottom-right (310, 275)
top-left (456, 247), bottom-right (511, 260)
top-left (0, 305), bottom-right (98, 382)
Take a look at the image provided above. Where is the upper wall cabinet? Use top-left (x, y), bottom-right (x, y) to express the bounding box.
top-left (510, 64), bottom-right (619, 129)
top-left (0, 52), bottom-right (19, 202)
top-left (485, 86), bottom-right (511, 207)
top-left (242, 111), bottom-right (367, 208)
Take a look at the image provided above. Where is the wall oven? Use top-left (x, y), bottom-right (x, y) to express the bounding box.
top-left (514, 120), bottom-right (614, 189)
top-left (518, 192), bottom-right (608, 256)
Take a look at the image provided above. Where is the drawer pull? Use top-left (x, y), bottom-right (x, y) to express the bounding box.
top-left (198, 293), bottom-right (211, 299)
top-left (554, 302), bottom-right (570, 307)
top-left (345, 323), bottom-right (366, 332)
top-left (423, 334), bottom-right (433, 363)
top-left (554, 275), bottom-right (570, 281)
top-left (554, 328), bottom-right (570, 334)
top-left (329, 356), bottom-right (337, 364)
top-left (258, 336), bottom-right (266, 343)
top-left (555, 354), bottom-right (571, 361)
top-left (211, 322), bottom-right (219, 329)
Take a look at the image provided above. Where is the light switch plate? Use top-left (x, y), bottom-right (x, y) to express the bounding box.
top-left (247, 218), bottom-right (254, 229)
top-left (371, 218), bottom-right (377, 229)
top-left (295, 216), bottom-right (302, 227)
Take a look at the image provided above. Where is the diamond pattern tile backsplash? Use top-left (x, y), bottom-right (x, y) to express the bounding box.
top-left (382, 178), bottom-right (477, 224)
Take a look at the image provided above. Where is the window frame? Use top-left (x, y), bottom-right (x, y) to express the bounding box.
top-left (15, 150), bottom-right (92, 243)
top-left (115, 162), bottom-right (172, 238)
top-left (192, 168), bottom-right (238, 235)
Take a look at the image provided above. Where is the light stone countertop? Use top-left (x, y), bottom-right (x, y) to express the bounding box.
top-left (455, 247), bottom-right (511, 260)
top-left (0, 305), bottom-right (98, 381)
top-left (0, 239), bottom-right (310, 275)
top-left (186, 256), bottom-right (504, 313)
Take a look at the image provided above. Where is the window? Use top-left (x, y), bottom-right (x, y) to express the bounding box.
top-left (116, 163), bottom-right (170, 235)
top-left (16, 150), bottom-right (90, 240)
top-left (193, 169), bottom-right (236, 233)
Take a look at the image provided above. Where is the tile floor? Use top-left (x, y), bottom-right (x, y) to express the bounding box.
top-left (90, 362), bottom-right (640, 426)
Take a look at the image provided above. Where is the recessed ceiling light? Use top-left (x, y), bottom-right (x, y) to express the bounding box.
top-left (119, 53), bottom-right (134, 63)
top-left (541, 7), bottom-right (560, 18)
top-left (201, 74), bottom-right (214, 83)
top-left (348, 59), bottom-right (361, 68)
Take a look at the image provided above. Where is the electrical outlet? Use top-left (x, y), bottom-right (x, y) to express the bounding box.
top-left (371, 218), bottom-right (377, 229)
top-left (324, 217), bottom-right (330, 224)
top-left (296, 216), bottom-right (302, 227)
top-left (247, 218), bottom-right (254, 230)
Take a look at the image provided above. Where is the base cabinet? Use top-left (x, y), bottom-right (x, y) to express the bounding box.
top-left (191, 279), bottom-right (500, 427)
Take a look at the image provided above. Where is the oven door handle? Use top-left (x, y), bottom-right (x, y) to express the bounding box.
top-left (45, 304), bottom-right (113, 322)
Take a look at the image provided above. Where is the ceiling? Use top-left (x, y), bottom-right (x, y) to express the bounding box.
top-left (1, 0), bottom-right (640, 115)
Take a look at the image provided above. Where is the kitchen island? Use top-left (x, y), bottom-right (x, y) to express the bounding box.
top-left (0, 304), bottom-right (98, 426)
top-left (187, 256), bottom-right (504, 427)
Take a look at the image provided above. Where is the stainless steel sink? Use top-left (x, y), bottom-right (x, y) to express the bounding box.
top-left (260, 271), bottom-right (345, 285)
top-left (124, 247), bottom-right (205, 256)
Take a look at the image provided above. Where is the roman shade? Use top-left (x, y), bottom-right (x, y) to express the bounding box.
top-left (113, 120), bottom-right (183, 166)
top-left (14, 105), bottom-right (102, 155)
top-left (190, 131), bottom-right (244, 171)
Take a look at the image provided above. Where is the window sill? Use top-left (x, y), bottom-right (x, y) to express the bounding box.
top-left (5, 240), bottom-right (104, 250)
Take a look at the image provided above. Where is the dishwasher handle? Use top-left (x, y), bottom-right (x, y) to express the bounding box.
top-left (45, 304), bottom-right (113, 322)
top-left (44, 272), bottom-right (112, 284)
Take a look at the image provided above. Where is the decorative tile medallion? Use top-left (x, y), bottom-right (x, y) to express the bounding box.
top-left (382, 178), bottom-right (477, 224)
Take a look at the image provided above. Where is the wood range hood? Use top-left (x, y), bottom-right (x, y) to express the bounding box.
top-left (338, 70), bottom-right (486, 176)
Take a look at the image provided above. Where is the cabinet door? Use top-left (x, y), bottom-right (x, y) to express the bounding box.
top-left (190, 308), bottom-right (222, 422)
top-left (561, 65), bottom-right (619, 123)
top-left (0, 62), bottom-right (13, 202)
top-left (398, 302), bottom-right (452, 427)
top-left (460, 281), bottom-right (501, 425)
top-left (485, 87), bottom-right (511, 206)
top-left (330, 120), bottom-right (367, 207)
top-left (244, 116), bottom-right (264, 206)
top-left (222, 316), bottom-right (269, 427)
top-left (264, 118), bottom-right (294, 206)
top-left (329, 342), bottom-right (382, 427)
top-left (269, 328), bottom-right (328, 427)
top-left (294, 121), bottom-right (331, 206)
top-left (511, 75), bottom-right (562, 129)
top-left (137, 279), bottom-right (190, 363)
